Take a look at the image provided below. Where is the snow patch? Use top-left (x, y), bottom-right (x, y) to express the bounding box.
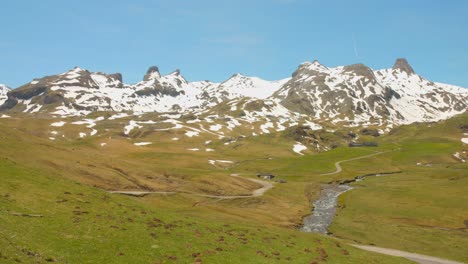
top-left (134, 142), bottom-right (152, 146)
top-left (185, 131), bottom-right (199, 137)
top-left (209, 124), bottom-right (222, 131)
top-left (51, 121), bottom-right (66, 127)
top-left (293, 142), bottom-right (307, 155)
top-left (187, 148), bottom-right (200, 151)
top-left (124, 120), bottom-right (142, 135)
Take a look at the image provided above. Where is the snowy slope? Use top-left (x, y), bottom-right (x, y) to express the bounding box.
top-left (375, 67), bottom-right (467, 123)
top-left (272, 59), bottom-right (467, 125)
top-left (0, 84), bottom-right (10, 105)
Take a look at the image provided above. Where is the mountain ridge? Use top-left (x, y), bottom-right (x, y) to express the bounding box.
top-left (1, 58), bottom-right (466, 128)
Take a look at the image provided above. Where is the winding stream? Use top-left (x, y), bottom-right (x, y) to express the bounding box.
top-left (300, 184), bottom-right (353, 233)
top-left (301, 172), bottom-right (400, 234)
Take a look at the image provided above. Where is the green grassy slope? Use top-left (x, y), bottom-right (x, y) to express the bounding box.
top-left (0, 160), bottom-right (410, 263)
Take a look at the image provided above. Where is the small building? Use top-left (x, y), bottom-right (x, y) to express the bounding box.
top-left (256, 173), bottom-right (275, 180)
top-left (349, 142), bottom-right (378, 147)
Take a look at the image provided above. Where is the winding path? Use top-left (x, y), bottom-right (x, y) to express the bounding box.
top-left (320, 150), bottom-right (397, 175)
top-left (109, 174), bottom-right (273, 199)
top-left (351, 245), bottom-right (464, 264)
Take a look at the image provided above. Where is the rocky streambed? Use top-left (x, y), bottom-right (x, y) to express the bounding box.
top-left (301, 172), bottom-right (401, 234)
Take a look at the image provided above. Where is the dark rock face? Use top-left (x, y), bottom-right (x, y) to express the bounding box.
top-left (360, 128), bottom-right (380, 137)
top-left (0, 98), bottom-right (18, 111)
top-left (109, 73), bottom-right (123, 83)
top-left (383, 87), bottom-right (401, 101)
top-left (459, 124), bottom-right (468, 133)
top-left (43, 93), bottom-right (65, 104)
top-left (143, 66), bottom-right (160, 81)
top-left (9, 86), bottom-right (47, 100)
top-left (171, 69), bottom-right (181, 76)
top-left (134, 84), bottom-right (183, 97)
top-left (392, 58), bottom-right (415, 75)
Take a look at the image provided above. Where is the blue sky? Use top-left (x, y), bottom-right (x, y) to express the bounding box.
top-left (1, 0), bottom-right (467, 88)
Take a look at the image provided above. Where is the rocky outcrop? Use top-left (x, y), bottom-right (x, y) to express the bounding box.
top-left (143, 66), bottom-right (160, 81)
top-left (392, 58), bottom-right (415, 75)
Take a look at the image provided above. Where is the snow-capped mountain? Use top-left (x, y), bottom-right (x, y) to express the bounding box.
top-left (0, 84), bottom-right (10, 105)
top-left (273, 58), bottom-right (467, 126)
top-left (1, 59), bottom-right (466, 127)
top-left (0, 66), bottom-right (288, 116)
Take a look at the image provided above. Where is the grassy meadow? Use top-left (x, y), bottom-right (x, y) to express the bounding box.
top-left (0, 113), bottom-right (466, 263)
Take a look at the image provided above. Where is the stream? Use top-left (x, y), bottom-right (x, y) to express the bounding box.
top-left (300, 172), bottom-right (400, 234)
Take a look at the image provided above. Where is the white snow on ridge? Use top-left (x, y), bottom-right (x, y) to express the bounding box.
top-left (217, 74), bottom-right (290, 99)
top-left (39, 67), bottom-right (293, 116)
top-left (462, 138), bottom-right (468, 144)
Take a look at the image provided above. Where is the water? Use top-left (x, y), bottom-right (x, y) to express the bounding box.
top-left (301, 172), bottom-right (398, 234)
top-left (300, 184), bottom-right (352, 234)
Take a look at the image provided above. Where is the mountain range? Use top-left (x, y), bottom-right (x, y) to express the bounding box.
top-left (0, 58), bottom-right (466, 128)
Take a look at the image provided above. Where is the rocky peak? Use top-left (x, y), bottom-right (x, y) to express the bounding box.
top-left (392, 58), bottom-right (415, 75)
top-left (109, 73), bottom-right (123, 83)
top-left (229, 73), bottom-right (245, 79)
top-left (343, 63), bottom-right (376, 80)
top-left (292, 61), bottom-right (328, 78)
top-left (170, 69), bottom-right (181, 76)
top-left (143, 66), bottom-right (161, 81)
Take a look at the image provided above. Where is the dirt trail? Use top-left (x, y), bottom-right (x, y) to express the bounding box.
top-left (109, 174), bottom-right (273, 199)
top-left (351, 245), bottom-right (464, 264)
top-left (320, 150), bottom-right (397, 175)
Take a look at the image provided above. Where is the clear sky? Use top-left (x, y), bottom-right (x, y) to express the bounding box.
top-left (1, 0), bottom-right (467, 88)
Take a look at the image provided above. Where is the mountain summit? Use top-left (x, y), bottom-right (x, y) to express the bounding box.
top-left (392, 58), bottom-right (415, 75)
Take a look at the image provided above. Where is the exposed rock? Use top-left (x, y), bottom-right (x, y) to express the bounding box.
top-left (9, 86), bottom-right (47, 100)
top-left (392, 58), bottom-right (415, 75)
top-left (343, 63), bottom-right (376, 81)
top-left (360, 128), bottom-right (380, 137)
top-left (109, 73), bottom-right (123, 83)
top-left (43, 92), bottom-right (65, 104)
top-left (143, 66), bottom-right (160, 81)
